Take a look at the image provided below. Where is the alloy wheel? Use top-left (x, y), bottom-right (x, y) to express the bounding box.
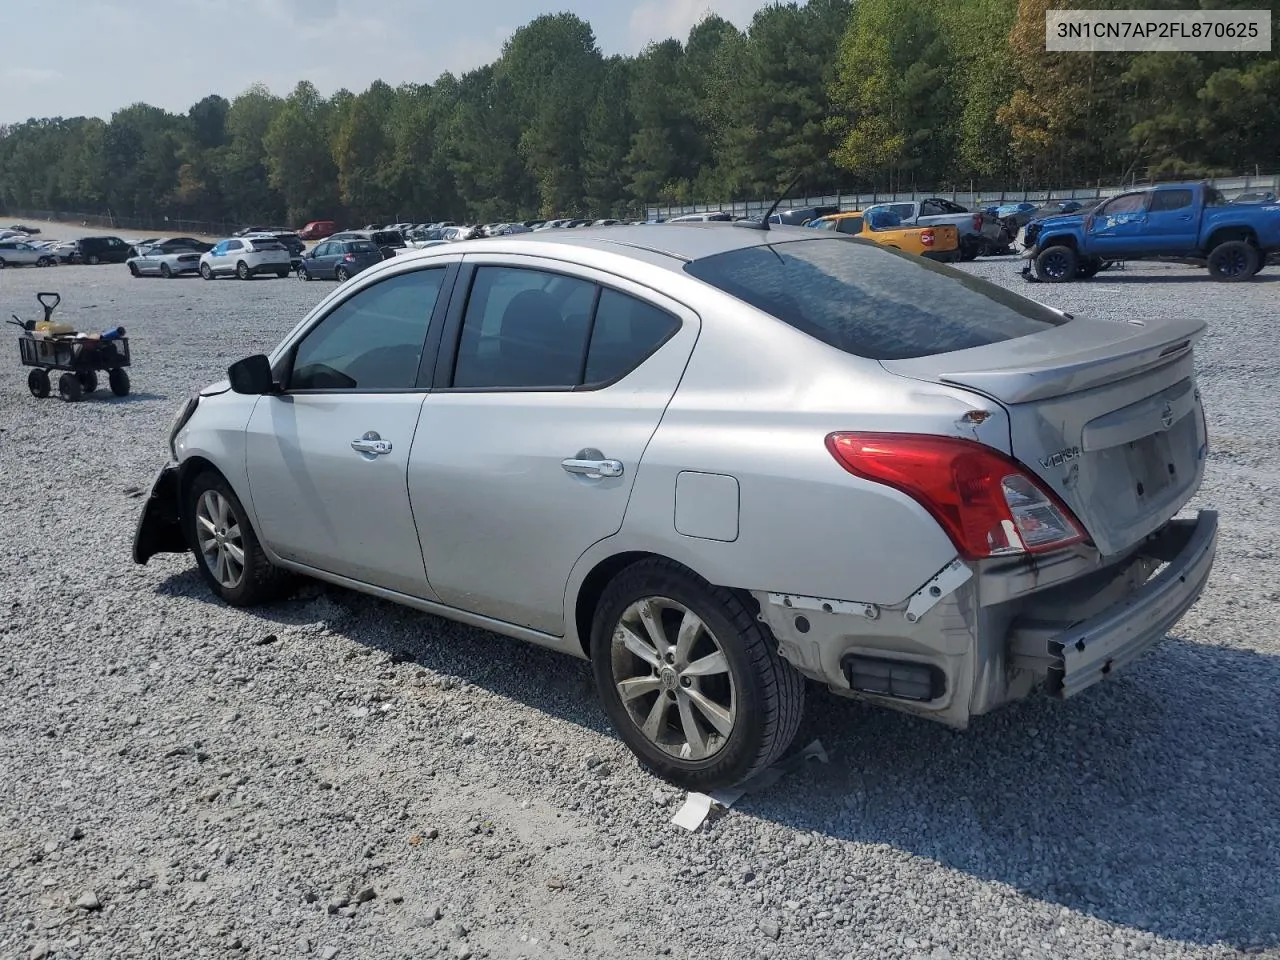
top-left (195, 490), bottom-right (245, 589)
top-left (610, 596), bottom-right (737, 761)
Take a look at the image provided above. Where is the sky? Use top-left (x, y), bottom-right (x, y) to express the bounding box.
top-left (0, 0), bottom-right (781, 124)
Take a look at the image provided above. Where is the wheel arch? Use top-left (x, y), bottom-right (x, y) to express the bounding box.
top-left (1205, 226), bottom-right (1258, 251)
top-left (1038, 232), bottom-right (1079, 252)
top-left (570, 550), bottom-right (752, 657)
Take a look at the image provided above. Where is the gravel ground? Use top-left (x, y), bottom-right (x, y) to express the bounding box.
top-left (1, 240), bottom-right (1277, 960)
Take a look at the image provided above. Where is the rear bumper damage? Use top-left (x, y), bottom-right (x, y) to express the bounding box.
top-left (755, 510), bottom-right (1217, 726)
top-left (1010, 510), bottom-right (1217, 698)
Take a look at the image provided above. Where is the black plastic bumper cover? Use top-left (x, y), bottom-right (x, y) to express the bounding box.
top-left (132, 464), bottom-right (187, 564)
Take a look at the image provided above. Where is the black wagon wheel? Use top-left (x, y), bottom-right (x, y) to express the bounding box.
top-left (58, 372), bottom-right (84, 402)
top-left (108, 368), bottom-right (131, 397)
top-left (27, 368), bottom-right (51, 398)
top-left (78, 370), bottom-right (98, 394)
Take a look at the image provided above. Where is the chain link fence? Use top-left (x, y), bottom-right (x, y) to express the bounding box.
top-left (644, 173), bottom-right (1280, 221)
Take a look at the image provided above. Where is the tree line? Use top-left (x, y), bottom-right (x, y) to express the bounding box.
top-left (1, 0), bottom-right (1275, 228)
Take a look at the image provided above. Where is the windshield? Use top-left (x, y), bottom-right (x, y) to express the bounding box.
top-left (684, 237), bottom-right (1068, 361)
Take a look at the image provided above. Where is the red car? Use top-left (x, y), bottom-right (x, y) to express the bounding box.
top-left (297, 220), bottom-right (337, 241)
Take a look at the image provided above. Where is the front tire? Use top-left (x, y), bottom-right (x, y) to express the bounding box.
top-left (298, 267), bottom-right (311, 281)
top-left (78, 370), bottom-right (98, 394)
top-left (27, 368), bottom-right (50, 398)
top-left (58, 372), bottom-right (84, 402)
top-left (128, 263), bottom-right (140, 277)
top-left (184, 472), bottom-right (288, 607)
top-left (108, 368), bottom-right (130, 397)
top-left (590, 559), bottom-right (804, 791)
top-left (200, 263), bottom-right (213, 280)
top-left (88, 255), bottom-right (99, 265)
top-left (1207, 240), bottom-right (1259, 282)
top-left (1034, 245), bottom-right (1078, 282)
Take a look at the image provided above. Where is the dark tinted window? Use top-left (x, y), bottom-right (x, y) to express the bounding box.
top-left (348, 241), bottom-right (378, 253)
top-left (290, 268), bottom-right (445, 391)
top-left (249, 239), bottom-right (284, 251)
top-left (585, 289), bottom-right (679, 384)
top-left (1149, 189), bottom-right (1193, 212)
top-left (836, 217), bottom-right (864, 235)
top-left (684, 238), bottom-right (1067, 361)
top-left (1098, 193), bottom-right (1146, 216)
top-left (452, 267), bottom-right (595, 389)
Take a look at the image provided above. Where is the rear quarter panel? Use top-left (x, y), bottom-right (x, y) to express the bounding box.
top-left (574, 287), bottom-right (1009, 611)
top-left (1201, 203), bottom-right (1280, 249)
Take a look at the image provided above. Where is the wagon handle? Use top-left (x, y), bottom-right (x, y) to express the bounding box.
top-left (36, 292), bottom-right (60, 323)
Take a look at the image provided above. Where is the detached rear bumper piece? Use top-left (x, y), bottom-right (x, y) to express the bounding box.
top-left (1014, 510), bottom-right (1218, 698)
top-left (132, 463), bottom-right (186, 564)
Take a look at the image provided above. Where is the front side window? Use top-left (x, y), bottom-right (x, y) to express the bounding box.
top-left (684, 237), bottom-right (1066, 361)
top-left (289, 268), bottom-right (446, 391)
top-left (1098, 193), bottom-right (1147, 216)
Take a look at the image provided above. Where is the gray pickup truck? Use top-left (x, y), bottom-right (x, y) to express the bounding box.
top-left (863, 198), bottom-right (1006, 260)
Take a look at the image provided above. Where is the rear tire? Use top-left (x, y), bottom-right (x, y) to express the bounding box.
top-left (128, 263), bottom-right (140, 277)
top-left (1034, 245), bottom-right (1078, 282)
top-left (336, 267), bottom-right (350, 282)
top-left (184, 471), bottom-right (290, 607)
top-left (958, 239), bottom-right (979, 262)
top-left (27, 369), bottom-right (50, 398)
top-left (590, 558), bottom-right (805, 791)
top-left (1075, 257), bottom-right (1103, 280)
top-left (58, 372), bottom-right (83, 402)
top-left (236, 261), bottom-right (250, 280)
top-left (276, 270), bottom-right (289, 279)
top-left (160, 263), bottom-right (172, 278)
top-left (108, 368), bottom-right (130, 397)
top-left (1207, 240), bottom-right (1259, 282)
top-left (78, 370), bottom-right (98, 394)
top-left (88, 255), bottom-right (99, 265)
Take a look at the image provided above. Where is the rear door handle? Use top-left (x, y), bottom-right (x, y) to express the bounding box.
top-left (562, 458), bottom-right (623, 479)
top-left (351, 431), bottom-right (392, 456)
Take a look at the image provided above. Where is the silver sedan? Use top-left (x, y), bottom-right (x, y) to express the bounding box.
top-left (127, 246), bottom-right (202, 278)
top-left (132, 224), bottom-right (1216, 790)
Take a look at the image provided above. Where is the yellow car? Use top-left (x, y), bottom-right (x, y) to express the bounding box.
top-left (808, 211), bottom-right (960, 261)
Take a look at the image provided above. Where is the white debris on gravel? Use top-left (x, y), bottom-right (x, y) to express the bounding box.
top-left (1, 242), bottom-right (1277, 959)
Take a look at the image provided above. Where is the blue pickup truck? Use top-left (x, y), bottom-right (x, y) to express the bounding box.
top-left (1021, 182), bottom-right (1280, 282)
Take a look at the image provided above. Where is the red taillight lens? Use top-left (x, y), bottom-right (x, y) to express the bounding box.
top-left (825, 433), bottom-right (1086, 560)
top-left (343, 254), bottom-right (355, 261)
top-left (921, 229), bottom-right (935, 246)
top-left (972, 214), bottom-right (983, 231)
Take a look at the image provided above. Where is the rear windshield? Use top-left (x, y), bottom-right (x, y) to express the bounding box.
top-left (347, 241), bottom-right (377, 253)
top-left (371, 231), bottom-right (403, 245)
top-left (249, 239), bottom-right (285, 251)
top-left (683, 237), bottom-right (1067, 361)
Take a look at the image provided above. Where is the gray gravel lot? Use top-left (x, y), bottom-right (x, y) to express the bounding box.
top-left (1, 239), bottom-right (1278, 960)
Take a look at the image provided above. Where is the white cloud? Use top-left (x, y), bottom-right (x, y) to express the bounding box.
top-left (626, 0), bottom-right (773, 48)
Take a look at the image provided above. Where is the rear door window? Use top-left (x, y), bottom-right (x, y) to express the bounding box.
top-left (684, 237), bottom-right (1066, 361)
top-left (1149, 189), bottom-right (1193, 213)
top-left (836, 217), bottom-right (864, 235)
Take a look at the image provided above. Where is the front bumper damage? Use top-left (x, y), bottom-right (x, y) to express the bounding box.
top-left (755, 510), bottom-right (1218, 725)
top-left (132, 463), bottom-right (186, 564)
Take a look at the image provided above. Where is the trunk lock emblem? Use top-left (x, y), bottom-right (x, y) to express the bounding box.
top-left (1160, 403), bottom-right (1175, 429)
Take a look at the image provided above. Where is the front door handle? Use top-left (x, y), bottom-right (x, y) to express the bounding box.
top-left (351, 431), bottom-right (392, 456)
top-left (562, 457), bottom-right (623, 479)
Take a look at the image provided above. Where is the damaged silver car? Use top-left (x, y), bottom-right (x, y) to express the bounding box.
top-left (133, 224), bottom-right (1216, 790)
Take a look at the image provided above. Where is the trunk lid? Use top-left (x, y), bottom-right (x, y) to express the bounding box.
top-left (881, 315), bottom-right (1209, 557)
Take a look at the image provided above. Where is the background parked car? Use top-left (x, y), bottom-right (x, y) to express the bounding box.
top-left (0, 238), bottom-right (57, 267)
top-left (9, 223), bottom-right (41, 235)
top-left (298, 220), bottom-right (337, 240)
top-left (199, 237), bottom-right (292, 279)
top-left (127, 245), bottom-right (203, 278)
top-left (808, 210), bottom-right (961, 260)
top-left (245, 231), bottom-right (306, 270)
top-left (297, 238), bottom-right (383, 281)
top-left (77, 236), bottom-right (133, 264)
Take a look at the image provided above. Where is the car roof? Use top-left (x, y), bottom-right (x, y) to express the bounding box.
top-left (394, 222), bottom-right (814, 267)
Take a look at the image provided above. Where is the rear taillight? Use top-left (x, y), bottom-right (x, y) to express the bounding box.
top-left (920, 229), bottom-right (935, 247)
top-left (972, 214), bottom-right (984, 231)
top-left (343, 254), bottom-right (355, 261)
top-left (825, 433), bottom-right (1086, 560)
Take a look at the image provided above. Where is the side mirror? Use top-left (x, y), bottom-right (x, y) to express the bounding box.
top-left (228, 354), bottom-right (276, 395)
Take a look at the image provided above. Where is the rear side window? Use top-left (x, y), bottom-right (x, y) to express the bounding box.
top-left (684, 237), bottom-right (1067, 361)
top-left (836, 217), bottom-right (863, 235)
top-left (585, 289), bottom-right (679, 384)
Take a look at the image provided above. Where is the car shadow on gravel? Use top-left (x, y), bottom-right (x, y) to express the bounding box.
top-left (151, 570), bottom-right (1278, 949)
top-left (764, 636), bottom-right (1280, 951)
top-left (1080, 273), bottom-right (1280, 284)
